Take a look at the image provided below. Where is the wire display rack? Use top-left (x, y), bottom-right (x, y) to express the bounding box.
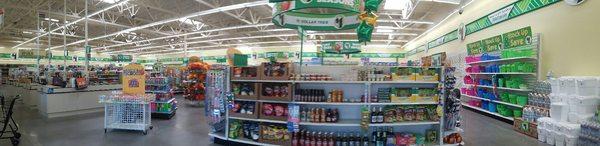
top-left (100, 92), bottom-right (154, 135)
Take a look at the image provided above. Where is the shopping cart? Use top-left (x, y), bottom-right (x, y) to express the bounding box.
top-left (0, 95), bottom-right (21, 145)
top-left (101, 95), bottom-right (153, 135)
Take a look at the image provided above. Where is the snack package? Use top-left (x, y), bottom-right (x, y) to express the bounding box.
top-left (263, 103), bottom-right (274, 116)
top-left (385, 107), bottom-right (397, 123)
top-left (415, 106), bottom-right (426, 121)
top-left (395, 107), bottom-right (405, 122)
top-left (404, 106), bottom-right (415, 121)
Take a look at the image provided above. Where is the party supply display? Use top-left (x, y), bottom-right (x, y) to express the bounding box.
top-left (184, 57), bottom-right (210, 103)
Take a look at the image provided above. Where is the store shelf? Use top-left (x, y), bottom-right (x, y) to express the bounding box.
top-left (370, 80), bottom-right (439, 84)
top-left (468, 72), bottom-right (536, 75)
top-left (369, 121), bottom-right (439, 127)
top-left (154, 98), bottom-right (175, 104)
top-left (370, 101), bottom-right (438, 105)
top-left (443, 127), bottom-right (464, 137)
top-left (441, 142), bottom-right (465, 146)
top-left (465, 84), bottom-right (532, 92)
top-left (228, 137), bottom-right (278, 146)
top-left (229, 116), bottom-right (287, 124)
top-left (299, 119), bottom-right (361, 126)
top-left (146, 84), bottom-right (169, 86)
top-left (294, 80), bottom-right (367, 84)
top-left (233, 98), bottom-right (292, 104)
top-left (461, 94), bottom-right (523, 108)
top-left (152, 109), bottom-right (175, 114)
top-left (292, 102), bottom-right (366, 106)
top-left (231, 80), bottom-right (292, 83)
top-left (146, 91), bottom-right (171, 94)
top-left (461, 103), bottom-right (514, 121)
top-left (466, 57), bottom-right (537, 65)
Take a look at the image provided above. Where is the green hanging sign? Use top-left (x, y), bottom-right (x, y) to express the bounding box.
top-left (482, 35), bottom-right (503, 53)
top-left (322, 41), bottom-right (361, 54)
top-left (466, 41), bottom-right (483, 55)
top-left (271, 0), bottom-right (361, 31)
top-left (502, 26), bottom-right (532, 49)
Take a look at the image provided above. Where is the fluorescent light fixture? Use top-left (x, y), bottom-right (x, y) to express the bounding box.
top-left (178, 18), bottom-right (203, 26)
top-left (376, 28), bottom-right (394, 33)
top-left (384, 0), bottom-right (412, 10)
top-left (427, 0), bottom-right (460, 5)
top-left (100, 0), bottom-right (118, 4)
top-left (23, 31), bottom-right (33, 34)
top-left (43, 18), bottom-right (60, 22)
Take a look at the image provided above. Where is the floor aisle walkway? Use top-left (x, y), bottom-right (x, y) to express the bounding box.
top-left (3, 95), bottom-right (548, 146)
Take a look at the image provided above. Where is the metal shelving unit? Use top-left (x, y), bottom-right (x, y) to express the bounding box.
top-left (211, 65), bottom-right (448, 146)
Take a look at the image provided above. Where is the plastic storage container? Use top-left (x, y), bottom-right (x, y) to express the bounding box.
top-left (575, 77), bottom-right (598, 96)
top-left (488, 102), bottom-right (497, 113)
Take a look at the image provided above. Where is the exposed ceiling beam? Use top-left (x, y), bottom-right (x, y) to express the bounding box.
top-left (11, 0), bottom-right (130, 49)
top-left (48, 0), bottom-right (269, 50)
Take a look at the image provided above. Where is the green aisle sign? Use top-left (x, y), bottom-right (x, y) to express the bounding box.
top-left (467, 41), bottom-right (483, 55)
top-left (466, 0), bottom-right (559, 35)
top-left (322, 41), bottom-right (361, 54)
top-left (482, 35), bottom-right (503, 52)
top-left (502, 26), bottom-right (532, 49)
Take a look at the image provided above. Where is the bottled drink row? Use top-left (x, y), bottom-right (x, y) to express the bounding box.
top-left (294, 89), bottom-right (364, 103)
top-left (292, 127), bottom-right (438, 146)
top-left (300, 108), bottom-right (339, 123)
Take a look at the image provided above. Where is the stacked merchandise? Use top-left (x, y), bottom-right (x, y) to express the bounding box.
top-left (146, 64), bottom-right (176, 119)
top-left (205, 65), bottom-right (229, 133)
top-left (537, 77), bottom-right (600, 146)
top-left (89, 65), bottom-right (122, 85)
top-left (166, 66), bottom-right (186, 94)
top-left (442, 67), bottom-right (464, 145)
top-left (291, 127), bottom-right (439, 146)
top-left (184, 56), bottom-right (210, 105)
top-left (513, 81), bottom-right (551, 138)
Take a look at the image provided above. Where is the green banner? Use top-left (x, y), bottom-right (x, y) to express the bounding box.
top-left (428, 30), bottom-right (459, 49)
top-left (466, 0), bottom-right (559, 35)
top-left (502, 26), bottom-right (533, 49)
top-left (482, 35), bottom-right (504, 53)
top-left (322, 41), bottom-right (361, 54)
top-left (0, 53), bottom-right (10, 59)
top-left (271, 0), bottom-right (360, 31)
top-left (467, 41), bottom-right (483, 55)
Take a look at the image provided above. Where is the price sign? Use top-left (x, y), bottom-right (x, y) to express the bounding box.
top-left (466, 41), bottom-right (483, 55)
top-left (482, 35), bottom-right (503, 52)
top-left (502, 26), bottom-right (532, 49)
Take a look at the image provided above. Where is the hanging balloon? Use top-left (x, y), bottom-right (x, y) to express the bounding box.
top-left (364, 0), bottom-right (382, 12)
top-left (357, 21), bottom-right (373, 43)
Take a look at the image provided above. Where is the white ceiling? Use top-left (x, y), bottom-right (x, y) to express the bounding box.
top-left (0, 0), bottom-right (466, 56)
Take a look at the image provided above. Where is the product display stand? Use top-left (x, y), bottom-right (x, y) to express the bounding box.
top-left (209, 64), bottom-right (450, 146)
top-left (461, 34), bottom-right (541, 124)
top-left (101, 92), bottom-right (154, 135)
top-left (184, 58), bottom-right (209, 106)
top-left (147, 65), bottom-right (177, 119)
top-left (206, 65), bottom-right (230, 137)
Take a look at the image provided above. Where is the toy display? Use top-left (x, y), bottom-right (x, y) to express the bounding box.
top-left (184, 57), bottom-right (210, 103)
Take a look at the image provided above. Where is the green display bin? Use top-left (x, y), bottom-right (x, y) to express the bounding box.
top-left (517, 96), bottom-right (528, 106)
top-left (513, 109), bottom-right (522, 117)
top-left (508, 94), bottom-right (517, 104)
top-left (500, 93), bottom-right (509, 102)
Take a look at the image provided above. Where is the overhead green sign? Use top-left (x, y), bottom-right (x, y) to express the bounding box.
top-left (322, 41), bottom-right (361, 54)
top-left (0, 53), bottom-right (10, 59)
top-left (482, 35), bottom-right (503, 53)
top-left (502, 26), bottom-right (532, 49)
top-left (466, 0), bottom-right (559, 35)
top-left (428, 30), bottom-right (459, 49)
top-left (271, 0), bottom-right (361, 31)
top-left (467, 41), bottom-right (483, 55)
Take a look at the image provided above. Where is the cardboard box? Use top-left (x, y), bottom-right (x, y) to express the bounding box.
top-left (513, 118), bottom-right (538, 138)
top-left (259, 62), bottom-right (292, 80)
top-left (229, 101), bottom-right (259, 119)
top-left (231, 66), bottom-right (260, 80)
top-left (258, 83), bottom-right (292, 101)
top-left (259, 125), bottom-right (291, 146)
top-left (233, 82), bottom-right (259, 100)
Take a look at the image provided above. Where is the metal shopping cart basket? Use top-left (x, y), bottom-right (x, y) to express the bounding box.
top-left (1, 95), bottom-right (21, 145)
top-left (100, 94), bottom-right (154, 135)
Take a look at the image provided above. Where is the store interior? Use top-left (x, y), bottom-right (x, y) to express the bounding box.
top-left (0, 0), bottom-right (599, 146)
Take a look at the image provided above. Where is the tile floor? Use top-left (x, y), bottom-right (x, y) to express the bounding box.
top-left (2, 96), bottom-right (549, 146)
